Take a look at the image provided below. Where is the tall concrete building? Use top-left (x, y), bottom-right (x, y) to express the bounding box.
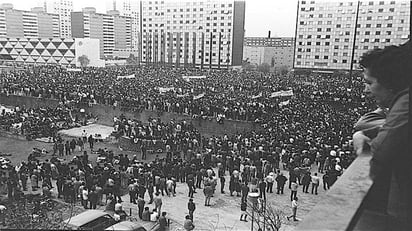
top-left (106, 0), bottom-right (140, 50)
top-left (243, 37), bottom-right (294, 70)
top-left (140, 0), bottom-right (245, 68)
top-left (44, 0), bottom-right (73, 38)
top-left (0, 3), bottom-right (60, 38)
top-left (294, 0), bottom-right (410, 70)
top-left (71, 7), bottom-right (132, 58)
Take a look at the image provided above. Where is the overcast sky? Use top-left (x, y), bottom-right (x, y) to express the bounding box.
top-left (3, 0), bottom-right (299, 37)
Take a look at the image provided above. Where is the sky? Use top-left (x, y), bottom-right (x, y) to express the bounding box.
top-left (2, 0), bottom-right (299, 37)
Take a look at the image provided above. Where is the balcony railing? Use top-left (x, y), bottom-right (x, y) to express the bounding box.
top-left (295, 151), bottom-right (410, 231)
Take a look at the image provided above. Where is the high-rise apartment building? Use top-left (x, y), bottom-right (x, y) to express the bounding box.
top-left (0, 3), bottom-right (60, 38)
top-left (244, 37), bottom-right (294, 70)
top-left (106, 0), bottom-right (140, 50)
top-left (294, 1), bottom-right (410, 70)
top-left (71, 7), bottom-right (132, 58)
top-left (140, 0), bottom-right (245, 68)
top-left (44, 0), bottom-right (73, 38)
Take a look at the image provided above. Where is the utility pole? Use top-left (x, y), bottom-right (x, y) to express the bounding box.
top-left (349, 0), bottom-right (360, 88)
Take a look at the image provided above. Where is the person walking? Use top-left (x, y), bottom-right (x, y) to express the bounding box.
top-left (89, 188), bottom-right (98, 209)
top-left (137, 196), bottom-right (145, 219)
top-left (258, 178), bottom-right (267, 201)
top-left (158, 212), bottom-right (168, 231)
top-left (311, 173), bottom-right (320, 195)
top-left (275, 172), bottom-right (287, 194)
top-left (240, 200), bottom-right (248, 222)
top-left (153, 192), bottom-right (162, 215)
top-left (302, 172), bottom-right (311, 193)
top-left (290, 181), bottom-right (298, 201)
top-left (188, 198), bottom-right (196, 221)
top-left (287, 197), bottom-right (299, 221)
top-left (265, 172), bottom-right (275, 193)
top-left (203, 182), bottom-right (213, 206)
top-left (323, 171), bottom-right (330, 190)
top-left (241, 181), bottom-right (249, 203)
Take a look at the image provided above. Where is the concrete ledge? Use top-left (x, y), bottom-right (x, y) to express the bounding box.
top-left (0, 130), bottom-right (27, 141)
top-left (295, 152), bottom-right (373, 231)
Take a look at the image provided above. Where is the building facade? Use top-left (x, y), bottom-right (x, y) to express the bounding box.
top-left (140, 0), bottom-right (245, 68)
top-left (0, 37), bottom-right (103, 66)
top-left (294, 0), bottom-right (410, 70)
top-left (71, 8), bottom-right (132, 58)
top-left (106, 0), bottom-right (140, 50)
top-left (0, 3), bottom-right (60, 38)
top-left (44, 0), bottom-right (73, 38)
top-left (243, 37), bottom-right (294, 70)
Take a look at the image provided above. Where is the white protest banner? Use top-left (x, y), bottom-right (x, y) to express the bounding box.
top-left (251, 92), bottom-right (262, 99)
top-left (278, 100), bottom-right (290, 107)
top-left (193, 93), bottom-right (205, 100)
top-left (270, 90), bottom-right (294, 98)
top-left (158, 87), bottom-right (175, 93)
top-left (66, 68), bottom-right (82, 72)
top-left (117, 74), bottom-right (135, 80)
top-left (176, 93), bottom-right (189, 98)
top-left (182, 75), bottom-right (207, 81)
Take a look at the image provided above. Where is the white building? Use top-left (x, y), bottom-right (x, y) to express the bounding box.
top-left (140, 0), bottom-right (245, 68)
top-left (294, 0), bottom-right (410, 70)
top-left (0, 3), bottom-right (60, 38)
top-left (71, 8), bottom-right (132, 58)
top-left (106, 0), bottom-right (140, 50)
top-left (243, 37), bottom-right (294, 70)
top-left (44, 0), bottom-right (73, 38)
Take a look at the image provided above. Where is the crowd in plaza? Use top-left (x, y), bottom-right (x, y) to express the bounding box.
top-left (0, 65), bottom-right (372, 124)
top-left (0, 63), bottom-right (377, 228)
top-left (0, 104), bottom-right (84, 140)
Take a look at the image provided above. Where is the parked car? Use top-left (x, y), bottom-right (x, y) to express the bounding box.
top-left (105, 221), bottom-right (147, 231)
top-left (63, 210), bottom-right (117, 230)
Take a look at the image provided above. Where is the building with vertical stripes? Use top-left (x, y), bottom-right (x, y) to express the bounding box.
top-left (140, 0), bottom-right (245, 69)
top-left (0, 3), bottom-right (60, 38)
top-left (243, 36), bottom-right (294, 70)
top-left (106, 0), bottom-right (140, 50)
top-left (44, 0), bottom-right (73, 38)
top-left (71, 7), bottom-right (132, 58)
top-left (294, 0), bottom-right (410, 70)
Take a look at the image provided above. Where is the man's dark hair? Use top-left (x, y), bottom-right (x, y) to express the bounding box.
top-left (359, 43), bottom-right (411, 92)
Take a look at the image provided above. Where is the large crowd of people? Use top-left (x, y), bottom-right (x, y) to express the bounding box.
top-left (0, 64), bottom-right (377, 227)
top-left (0, 65), bottom-right (373, 123)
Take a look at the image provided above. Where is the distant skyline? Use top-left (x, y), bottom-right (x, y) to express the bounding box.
top-left (2, 0), bottom-right (299, 37)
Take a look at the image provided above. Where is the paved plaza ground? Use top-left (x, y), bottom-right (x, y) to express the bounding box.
top-left (0, 126), bottom-right (328, 231)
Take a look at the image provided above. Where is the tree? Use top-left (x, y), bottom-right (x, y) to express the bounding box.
top-left (257, 63), bottom-right (271, 73)
top-left (78, 55), bottom-right (90, 68)
top-left (126, 54), bottom-right (139, 66)
top-left (245, 199), bottom-right (285, 231)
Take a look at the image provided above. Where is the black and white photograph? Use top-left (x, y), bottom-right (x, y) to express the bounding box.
top-left (0, 0), bottom-right (410, 230)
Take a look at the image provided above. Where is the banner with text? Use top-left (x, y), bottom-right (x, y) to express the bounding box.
top-left (182, 75), bottom-right (207, 81)
top-left (193, 93), bottom-right (205, 100)
top-left (117, 74), bottom-right (135, 80)
top-left (270, 90), bottom-right (294, 98)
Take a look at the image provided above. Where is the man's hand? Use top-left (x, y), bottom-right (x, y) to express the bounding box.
top-left (353, 131), bottom-right (371, 155)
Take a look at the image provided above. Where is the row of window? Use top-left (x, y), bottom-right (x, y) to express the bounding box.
top-left (143, 22), bottom-right (231, 27)
top-left (301, 1), bottom-right (396, 6)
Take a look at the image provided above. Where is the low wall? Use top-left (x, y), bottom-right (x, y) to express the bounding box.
top-left (0, 94), bottom-right (261, 137)
top-left (0, 130), bottom-right (27, 141)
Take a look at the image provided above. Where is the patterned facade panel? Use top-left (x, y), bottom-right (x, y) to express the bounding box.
top-left (0, 37), bottom-right (76, 65)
